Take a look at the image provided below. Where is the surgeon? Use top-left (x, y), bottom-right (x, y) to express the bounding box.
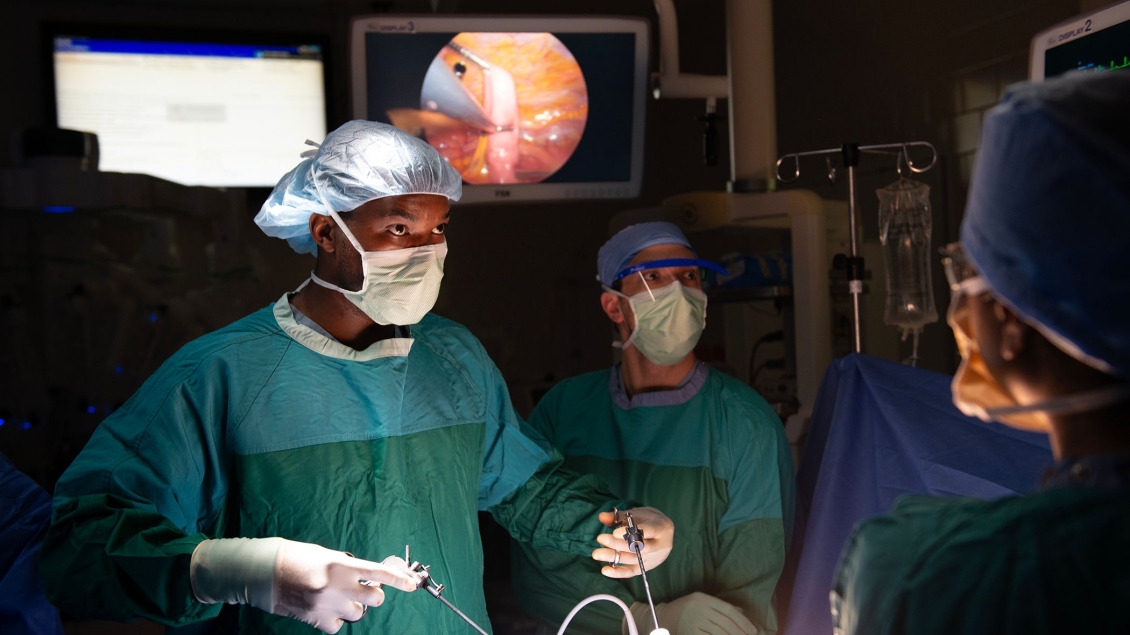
top-left (39, 121), bottom-right (674, 635)
top-left (830, 72), bottom-right (1130, 634)
top-left (512, 222), bottom-right (795, 635)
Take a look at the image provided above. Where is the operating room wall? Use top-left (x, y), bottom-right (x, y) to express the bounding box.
top-left (773, 0), bottom-right (1085, 375)
top-left (0, 0), bottom-right (732, 488)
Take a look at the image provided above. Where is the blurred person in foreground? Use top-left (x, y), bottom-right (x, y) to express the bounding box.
top-left (831, 71), bottom-right (1130, 635)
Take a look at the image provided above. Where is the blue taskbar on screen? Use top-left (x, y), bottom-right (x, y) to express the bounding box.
top-left (54, 37), bottom-right (323, 60)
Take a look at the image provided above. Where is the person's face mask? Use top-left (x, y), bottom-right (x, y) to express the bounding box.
top-left (607, 275), bottom-right (707, 366)
top-left (947, 275), bottom-right (1130, 431)
top-left (947, 276), bottom-right (1050, 430)
top-left (310, 209), bottom-right (446, 326)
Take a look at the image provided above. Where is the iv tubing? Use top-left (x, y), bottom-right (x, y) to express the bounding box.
top-left (556, 594), bottom-right (639, 635)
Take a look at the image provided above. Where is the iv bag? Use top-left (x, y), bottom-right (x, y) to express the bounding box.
top-left (877, 178), bottom-right (938, 338)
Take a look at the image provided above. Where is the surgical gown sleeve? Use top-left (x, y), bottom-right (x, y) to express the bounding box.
top-left (711, 400), bottom-right (794, 634)
top-left (39, 335), bottom-right (280, 625)
top-left (471, 341), bottom-right (633, 557)
top-left (509, 385), bottom-right (637, 634)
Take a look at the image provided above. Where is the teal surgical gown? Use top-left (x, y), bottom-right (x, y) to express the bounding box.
top-left (831, 455), bottom-right (1130, 635)
top-left (511, 363), bottom-right (795, 635)
top-left (39, 294), bottom-right (629, 634)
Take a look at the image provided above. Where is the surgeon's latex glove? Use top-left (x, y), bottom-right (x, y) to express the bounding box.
top-left (623, 592), bottom-right (758, 635)
top-left (592, 506), bottom-right (675, 579)
top-left (190, 537), bottom-right (418, 634)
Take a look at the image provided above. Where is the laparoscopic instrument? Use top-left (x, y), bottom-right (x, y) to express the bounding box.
top-left (390, 509), bottom-right (667, 635)
top-left (551, 508), bottom-right (669, 635)
top-left (377, 546), bottom-right (491, 635)
top-left (619, 509), bottom-right (661, 633)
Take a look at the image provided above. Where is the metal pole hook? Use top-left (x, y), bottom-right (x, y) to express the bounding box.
top-left (901, 142), bottom-right (938, 174)
top-left (775, 154), bottom-right (800, 183)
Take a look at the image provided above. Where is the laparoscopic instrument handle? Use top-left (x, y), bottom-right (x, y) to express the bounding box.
top-left (404, 548), bottom-right (489, 635)
top-left (625, 513), bottom-right (645, 555)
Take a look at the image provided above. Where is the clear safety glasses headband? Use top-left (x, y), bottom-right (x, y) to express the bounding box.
top-left (612, 258), bottom-right (729, 284)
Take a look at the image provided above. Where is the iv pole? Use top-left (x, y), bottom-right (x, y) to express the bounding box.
top-left (775, 142), bottom-right (938, 354)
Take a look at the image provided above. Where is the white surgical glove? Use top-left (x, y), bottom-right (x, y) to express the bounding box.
top-left (190, 538), bottom-right (419, 634)
top-left (623, 592), bottom-right (758, 635)
top-left (593, 507), bottom-right (675, 579)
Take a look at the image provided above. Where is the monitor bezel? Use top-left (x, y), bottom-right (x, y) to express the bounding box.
top-left (349, 14), bottom-right (651, 204)
top-left (42, 23), bottom-right (333, 189)
top-left (1029, 0), bottom-right (1130, 79)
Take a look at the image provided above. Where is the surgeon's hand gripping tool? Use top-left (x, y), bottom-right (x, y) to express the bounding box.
top-left (612, 508), bottom-right (662, 634)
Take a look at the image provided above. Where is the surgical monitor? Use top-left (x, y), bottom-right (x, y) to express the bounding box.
top-left (1030, 0), bottom-right (1130, 79)
top-left (50, 30), bottom-right (328, 187)
top-left (350, 15), bottom-right (649, 203)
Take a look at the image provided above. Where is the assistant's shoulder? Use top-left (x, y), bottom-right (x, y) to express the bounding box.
top-left (527, 369), bottom-right (609, 440)
top-left (531, 369), bottom-right (608, 412)
top-left (707, 369), bottom-right (784, 441)
top-left (543, 369), bottom-right (609, 401)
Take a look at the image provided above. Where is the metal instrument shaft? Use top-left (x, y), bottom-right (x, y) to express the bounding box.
top-left (404, 545), bottom-right (491, 635)
top-left (623, 511), bottom-right (659, 633)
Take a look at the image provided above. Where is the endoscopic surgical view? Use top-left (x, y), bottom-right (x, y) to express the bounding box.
top-left (387, 32), bottom-right (588, 185)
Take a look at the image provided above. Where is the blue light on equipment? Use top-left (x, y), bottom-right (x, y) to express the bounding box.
top-left (87, 406), bottom-right (96, 414)
top-left (21, 422), bottom-right (31, 430)
top-left (149, 312), bottom-right (159, 323)
top-left (114, 365), bottom-right (124, 374)
top-left (0, 419), bottom-right (5, 426)
top-left (43, 205), bottom-right (76, 214)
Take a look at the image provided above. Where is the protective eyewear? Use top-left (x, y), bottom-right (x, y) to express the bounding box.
top-left (941, 243), bottom-right (982, 291)
top-left (613, 258), bottom-right (728, 283)
top-left (941, 243), bottom-right (990, 306)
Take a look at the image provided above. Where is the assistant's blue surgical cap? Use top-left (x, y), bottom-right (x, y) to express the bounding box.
top-left (961, 71), bottom-right (1130, 376)
top-left (598, 222), bottom-right (697, 286)
top-left (255, 120), bottom-right (462, 254)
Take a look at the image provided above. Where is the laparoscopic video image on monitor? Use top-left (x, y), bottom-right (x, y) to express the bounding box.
top-left (364, 31), bottom-right (635, 185)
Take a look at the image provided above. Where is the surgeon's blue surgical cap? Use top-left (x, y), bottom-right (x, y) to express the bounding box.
top-left (254, 120), bottom-right (462, 254)
top-left (598, 222), bottom-right (698, 286)
top-left (961, 71), bottom-right (1130, 376)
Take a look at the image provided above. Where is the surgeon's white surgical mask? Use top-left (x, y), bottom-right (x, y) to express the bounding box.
top-left (310, 209), bottom-right (446, 326)
top-left (607, 277), bottom-right (707, 366)
top-left (949, 276), bottom-right (1130, 431)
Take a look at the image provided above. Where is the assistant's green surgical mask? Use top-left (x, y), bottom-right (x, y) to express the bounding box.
top-left (608, 279), bottom-right (707, 366)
